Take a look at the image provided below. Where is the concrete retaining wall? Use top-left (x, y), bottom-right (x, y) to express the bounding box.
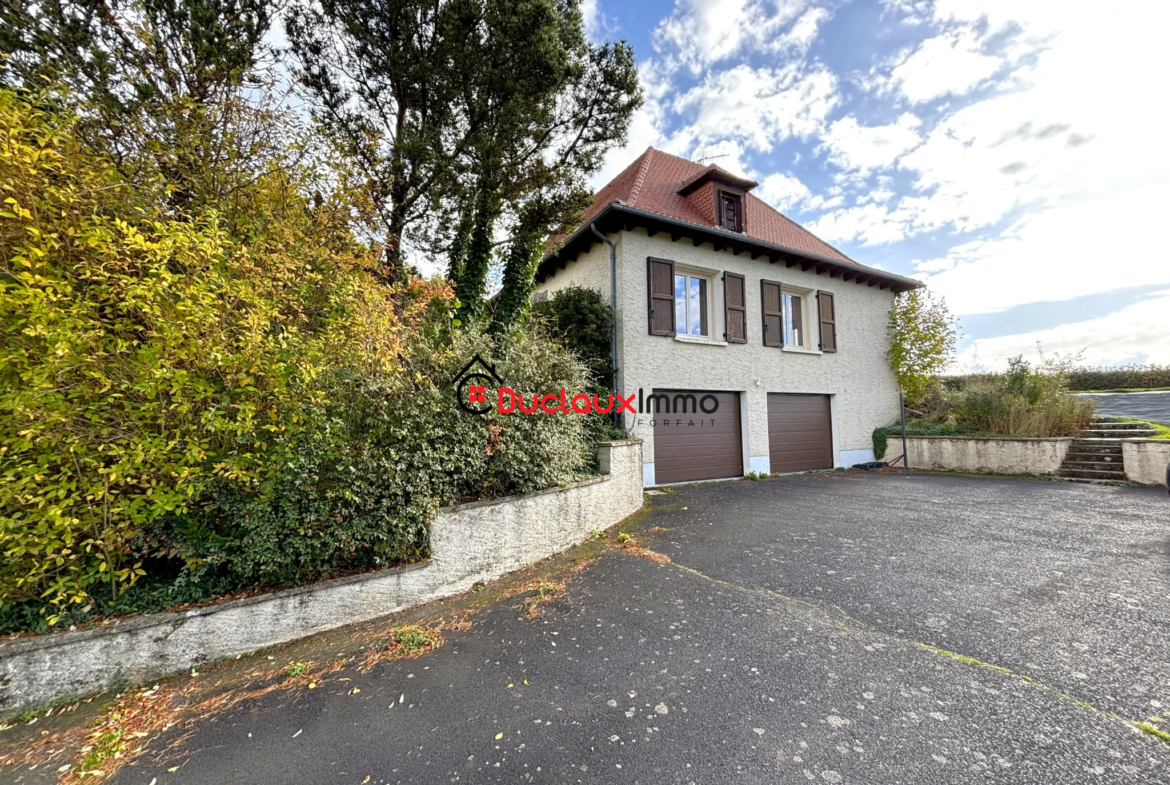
top-left (906, 436), bottom-right (1073, 475)
top-left (0, 440), bottom-right (643, 716)
top-left (1122, 440), bottom-right (1170, 486)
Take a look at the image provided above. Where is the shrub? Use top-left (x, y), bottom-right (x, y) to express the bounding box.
top-left (0, 89), bottom-right (599, 632)
top-left (0, 90), bottom-right (447, 623)
top-left (917, 355), bottom-right (1093, 438)
top-left (531, 286), bottom-right (615, 389)
top-left (872, 427), bottom-right (888, 460)
top-left (1063, 364), bottom-right (1170, 391)
top-left (530, 286), bottom-right (627, 448)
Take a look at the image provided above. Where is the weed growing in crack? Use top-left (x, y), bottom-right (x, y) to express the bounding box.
top-left (392, 626), bottom-right (435, 653)
top-left (1135, 721), bottom-right (1170, 745)
top-left (523, 582), bottom-right (564, 618)
top-left (285, 662), bottom-right (312, 678)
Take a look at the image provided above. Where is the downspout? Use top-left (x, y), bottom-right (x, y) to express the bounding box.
top-left (589, 223), bottom-right (618, 428)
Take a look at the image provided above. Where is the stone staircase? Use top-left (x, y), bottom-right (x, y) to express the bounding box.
top-left (1056, 417), bottom-right (1157, 481)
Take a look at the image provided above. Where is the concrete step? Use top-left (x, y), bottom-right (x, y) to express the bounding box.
top-left (1061, 460), bottom-right (1124, 471)
top-left (1057, 467), bottom-right (1128, 480)
top-left (1080, 429), bottom-right (1157, 438)
top-left (1070, 438), bottom-right (1123, 448)
top-left (1090, 419), bottom-right (1152, 428)
top-left (1088, 424), bottom-right (1156, 433)
top-left (1063, 456), bottom-right (1123, 466)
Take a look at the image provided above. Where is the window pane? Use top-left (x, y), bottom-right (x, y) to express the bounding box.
top-left (698, 278), bottom-right (708, 336)
top-left (674, 274), bottom-right (686, 334)
top-left (789, 293), bottom-right (803, 347)
top-left (688, 277), bottom-right (700, 335)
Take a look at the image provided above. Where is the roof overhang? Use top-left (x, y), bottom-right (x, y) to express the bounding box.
top-left (537, 203), bottom-right (924, 293)
top-left (677, 167), bottom-right (759, 196)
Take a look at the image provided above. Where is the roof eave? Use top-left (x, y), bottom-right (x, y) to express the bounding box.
top-left (538, 203), bottom-right (923, 292)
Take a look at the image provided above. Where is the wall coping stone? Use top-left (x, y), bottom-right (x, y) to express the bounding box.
top-left (904, 435), bottom-right (1076, 442)
top-left (0, 561), bottom-right (435, 658)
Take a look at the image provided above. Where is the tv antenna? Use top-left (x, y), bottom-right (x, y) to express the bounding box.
top-left (697, 153), bottom-right (729, 165)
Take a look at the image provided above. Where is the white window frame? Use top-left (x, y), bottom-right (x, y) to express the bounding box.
top-left (672, 266), bottom-right (716, 339)
top-left (780, 285), bottom-right (821, 354)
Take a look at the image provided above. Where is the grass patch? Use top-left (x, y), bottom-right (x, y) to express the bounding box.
top-left (1117, 417), bottom-right (1170, 439)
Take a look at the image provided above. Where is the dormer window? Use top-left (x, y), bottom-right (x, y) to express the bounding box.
top-left (719, 191), bottom-right (742, 232)
top-left (677, 164), bottom-right (757, 234)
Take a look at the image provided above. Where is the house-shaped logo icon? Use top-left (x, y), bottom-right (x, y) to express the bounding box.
top-left (452, 354), bottom-right (504, 415)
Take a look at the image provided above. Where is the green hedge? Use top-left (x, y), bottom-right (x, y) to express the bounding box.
top-left (945, 364), bottom-right (1170, 392)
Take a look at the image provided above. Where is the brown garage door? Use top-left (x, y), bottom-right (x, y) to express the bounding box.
top-left (653, 390), bottom-right (742, 484)
top-left (767, 394), bottom-right (833, 473)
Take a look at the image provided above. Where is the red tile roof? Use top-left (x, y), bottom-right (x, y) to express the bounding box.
top-left (570, 147), bottom-right (855, 265)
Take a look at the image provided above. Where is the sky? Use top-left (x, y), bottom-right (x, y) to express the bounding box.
top-left (578, 0), bottom-right (1170, 371)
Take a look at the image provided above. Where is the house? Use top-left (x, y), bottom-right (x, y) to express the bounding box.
top-left (534, 147), bottom-right (922, 487)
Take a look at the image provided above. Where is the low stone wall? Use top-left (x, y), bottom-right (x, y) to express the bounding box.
top-left (0, 440), bottom-right (643, 716)
top-left (1122, 440), bottom-right (1170, 486)
top-left (905, 436), bottom-right (1072, 475)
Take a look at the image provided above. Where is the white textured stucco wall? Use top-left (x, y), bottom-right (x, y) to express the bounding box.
top-left (536, 241), bottom-right (612, 300)
top-left (906, 436), bottom-right (1072, 474)
top-left (539, 228), bottom-right (901, 478)
top-left (1122, 440), bottom-right (1170, 486)
top-left (0, 441), bottom-right (643, 716)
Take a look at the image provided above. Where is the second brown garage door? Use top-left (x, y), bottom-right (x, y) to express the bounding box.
top-left (653, 390), bottom-right (742, 484)
top-left (767, 394), bottom-right (833, 473)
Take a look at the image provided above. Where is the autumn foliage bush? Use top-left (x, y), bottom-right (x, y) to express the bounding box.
top-left (0, 90), bottom-right (591, 631)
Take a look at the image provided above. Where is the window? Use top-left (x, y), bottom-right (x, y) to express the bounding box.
top-left (782, 291), bottom-right (806, 348)
top-left (718, 191), bottom-right (742, 232)
top-left (674, 273), bottom-right (709, 336)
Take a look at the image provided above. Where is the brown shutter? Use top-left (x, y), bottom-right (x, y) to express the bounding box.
top-left (647, 257), bottom-right (675, 336)
top-left (723, 272), bottom-right (747, 343)
top-left (761, 280), bottom-right (782, 347)
top-left (818, 290), bottom-right (837, 352)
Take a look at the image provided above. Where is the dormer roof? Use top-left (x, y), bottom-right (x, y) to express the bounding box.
top-left (677, 164), bottom-right (759, 197)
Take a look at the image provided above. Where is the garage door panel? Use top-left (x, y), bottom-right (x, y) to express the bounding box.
top-left (768, 393), bottom-right (833, 472)
top-left (654, 390), bottom-right (742, 484)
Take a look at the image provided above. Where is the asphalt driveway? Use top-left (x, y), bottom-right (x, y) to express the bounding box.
top-left (1078, 390), bottom-right (1170, 423)
top-left (93, 473), bottom-right (1170, 784)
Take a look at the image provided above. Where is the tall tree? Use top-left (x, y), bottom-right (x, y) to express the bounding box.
top-left (0, 0), bottom-right (277, 209)
top-left (287, 0), bottom-right (474, 282)
top-left (456, 2), bottom-right (640, 321)
top-left (287, 0), bottom-right (640, 287)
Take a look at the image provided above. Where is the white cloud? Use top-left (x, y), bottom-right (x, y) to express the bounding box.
top-left (815, 1), bottom-right (1170, 251)
top-left (819, 113), bottom-right (922, 175)
top-left (915, 182), bottom-right (1170, 317)
top-left (757, 173), bottom-right (812, 211)
top-left (672, 63), bottom-right (839, 152)
top-left (806, 202), bottom-right (917, 246)
top-left (654, 0), bottom-right (828, 73)
top-left (956, 290), bottom-right (1170, 370)
top-left (581, 0), bottom-right (599, 33)
top-left (886, 28), bottom-right (1002, 103)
